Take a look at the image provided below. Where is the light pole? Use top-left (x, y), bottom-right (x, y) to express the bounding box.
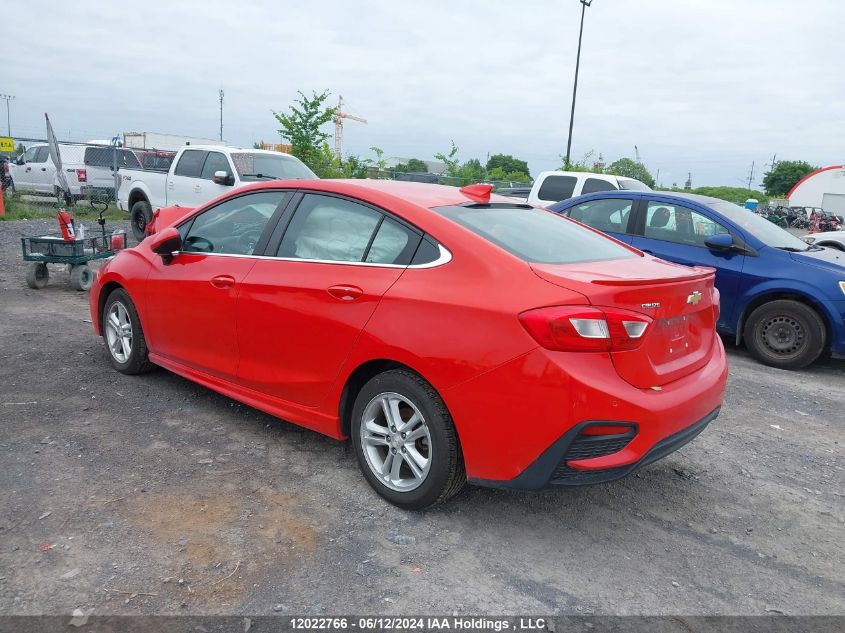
top-left (219, 89), bottom-right (224, 141)
top-left (564, 0), bottom-right (592, 169)
top-left (0, 94), bottom-right (14, 136)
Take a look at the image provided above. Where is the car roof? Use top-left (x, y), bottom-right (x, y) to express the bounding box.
top-left (555, 189), bottom-right (732, 209)
top-left (298, 179), bottom-right (519, 209)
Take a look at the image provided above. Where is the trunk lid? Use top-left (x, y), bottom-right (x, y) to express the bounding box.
top-left (531, 256), bottom-right (717, 388)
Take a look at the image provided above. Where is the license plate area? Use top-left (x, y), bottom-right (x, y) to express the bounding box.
top-left (654, 315), bottom-right (692, 362)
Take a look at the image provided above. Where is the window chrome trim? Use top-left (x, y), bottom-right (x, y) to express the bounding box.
top-left (172, 244), bottom-right (452, 269)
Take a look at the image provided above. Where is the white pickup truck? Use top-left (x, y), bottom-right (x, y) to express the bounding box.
top-left (526, 170), bottom-right (651, 208)
top-left (118, 145), bottom-right (317, 240)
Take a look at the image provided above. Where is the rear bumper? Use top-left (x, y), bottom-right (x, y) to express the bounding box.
top-left (470, 407), bottom-right (719, 490)
top-left (444, 335), bottom-right (727, 485)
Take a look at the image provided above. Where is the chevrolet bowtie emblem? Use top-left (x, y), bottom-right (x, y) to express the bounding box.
top-left (687, 291), bottom-right (703, 305)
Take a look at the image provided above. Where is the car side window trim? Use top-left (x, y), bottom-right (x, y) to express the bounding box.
top-left (264, 190), bottom-right (448, 269)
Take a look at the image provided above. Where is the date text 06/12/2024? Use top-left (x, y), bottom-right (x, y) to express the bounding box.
top-left (289, 617), bottom-right (548, 631)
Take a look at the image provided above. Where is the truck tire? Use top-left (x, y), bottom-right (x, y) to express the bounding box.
top-left (26, 263), bottom-right (49, 289)
top-left (744, 300), bottom-right (826, 370)
top-left (69, 264), bottom-right (93, 291)
top-left (130, 200), bottom-right (152, 242)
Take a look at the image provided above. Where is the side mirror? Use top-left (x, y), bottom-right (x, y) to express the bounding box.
top-left (16, 155), bottom-right (25, 165)
top-left (149, 227), bottom-right (181, 264)
top-left (704, 233), bottom-right (736, 251)
top-left (213, 170), bottom-right (235, 186)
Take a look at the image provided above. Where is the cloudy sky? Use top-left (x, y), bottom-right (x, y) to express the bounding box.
top-left (6, 0), bottom-right (844, 186)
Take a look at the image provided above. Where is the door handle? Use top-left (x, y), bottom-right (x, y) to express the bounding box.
top-left (327, 285), bottom-right (363, 301)
top-left (194, 185), bottom-right (201, 193)
top-left (167, 182), bottom-right (174, 189)
top-left (41, 167), bottom-right (47, 172)
top-left (26, 167), bottom-right (31, 172)
top-left (210, 275), bottom-right (236, 290)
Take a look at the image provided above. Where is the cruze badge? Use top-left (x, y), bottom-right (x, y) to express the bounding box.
top-left (687, 291), bottom-right (703, 305)
top-left (641, 302), bottom-right (661, 309)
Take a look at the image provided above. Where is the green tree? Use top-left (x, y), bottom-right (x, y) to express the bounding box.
top-left (406, 158), bottom-right (428, 172)
top-left (272, 90), bottom-right (336, 171)
top-left (605, 157), bottom-right (655, 188)
top-left (668, 185), bottom-right (769, 207)
top-left (762, 160), bottom-right (817, 196)
top-left (486, 154), bottom-right (530, 178)
top-left (559, 149), bottom-right (598, 172)
top-left (435, 140), bottom-right (461, 178)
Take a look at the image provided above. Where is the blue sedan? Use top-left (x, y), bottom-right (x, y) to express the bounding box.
top-left (549, 191), bottom-right (845, 369)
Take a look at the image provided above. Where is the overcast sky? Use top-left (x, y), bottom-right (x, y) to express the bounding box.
top-left (6, 0), bottom-right (844, 187)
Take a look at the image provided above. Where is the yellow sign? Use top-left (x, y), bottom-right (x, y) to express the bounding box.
top-left (0, 137), bottom-right (14, 153)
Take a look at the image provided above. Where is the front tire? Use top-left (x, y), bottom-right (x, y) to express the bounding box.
top-left (351, 369), bottom-right (465, 510)
top-left (102, 288), bottom-right (154, 374)
top-left (130, 200), bottom-right (152, 242)
top-left (744, 300), bottom-right (826, 370)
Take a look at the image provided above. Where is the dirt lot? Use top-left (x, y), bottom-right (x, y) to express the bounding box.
top-left (0, 218), bottom-right (843, 616)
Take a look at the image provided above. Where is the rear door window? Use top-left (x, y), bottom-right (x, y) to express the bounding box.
top-left (84, 147), bottom-right (113, 167)
top-left (34, 147), bottom-right (50, 163)
top-left (582, 177), bottom-right (617, 194)
top-left (564, 198), bottom-right (634, 234)
top-left (277, 194), bottom-right (419, 265)
top-left (174, 150), bottom-right (207, 178)
top-left (435, 204), bottom-right (637, 264)
top-left (537, 175), bottom-right (577, 202)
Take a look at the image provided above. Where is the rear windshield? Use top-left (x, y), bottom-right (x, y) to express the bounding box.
top-left (617, 177), bottom-right (652, 191)
top-left (434, 204), bottom-right (638, 264)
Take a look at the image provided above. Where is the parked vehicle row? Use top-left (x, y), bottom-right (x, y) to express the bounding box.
top-left (90, 180), bottom-right (727, 509)
top-left (8, 142), bottom-right (145, 200)
top-left (117, 145), bottom-right (317, 240)
top-left (549, 191), bottom-right (845, 369)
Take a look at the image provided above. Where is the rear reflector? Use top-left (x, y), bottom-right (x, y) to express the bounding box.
top-left (76, 169), bottom-right (87, 183)
top-left (519, 305), bottom-right (652, 352)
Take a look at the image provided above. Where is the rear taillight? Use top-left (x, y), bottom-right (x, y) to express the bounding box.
top-left (519, 306), bottom-right (652, 352)
top-left (76, 169), bottom-right (87, 182)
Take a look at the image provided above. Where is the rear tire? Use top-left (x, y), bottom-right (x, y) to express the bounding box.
top-left (102, 288), bottom-right (155, 374)
top-left (26, 263), bottom-right (49, 289)
top-left (130, 200), bottom-right (152, 242)
top-left (351, 369), bottom-right (465, 510)
top-left (744, 300), bottom-right (826, 370)
top-left (69, 264), bottom-right (93, 291)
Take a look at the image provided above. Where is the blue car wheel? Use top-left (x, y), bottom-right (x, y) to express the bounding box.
top-left (744, 300), bottom-right (826, 370)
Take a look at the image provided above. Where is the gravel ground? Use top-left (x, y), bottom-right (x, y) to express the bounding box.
top-left (0, 218), bottom-right (843, 616)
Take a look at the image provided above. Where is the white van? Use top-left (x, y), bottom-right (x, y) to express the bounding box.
top-left (9, 143), bottom-right (141, 199)
top-left (527, 170), bottom-right (651, 208)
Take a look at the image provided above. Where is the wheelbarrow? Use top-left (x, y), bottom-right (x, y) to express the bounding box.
top-left (21, 211), bottom-right (126, 291)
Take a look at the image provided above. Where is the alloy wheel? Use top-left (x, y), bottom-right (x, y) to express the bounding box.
top-left (359, 392), bottom-right (432, 492)
top-left (105, 301), bottom-right (133, 363)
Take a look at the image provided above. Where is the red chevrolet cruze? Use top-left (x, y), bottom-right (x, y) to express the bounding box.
top-left (90, 179), bottom-right (727, 509)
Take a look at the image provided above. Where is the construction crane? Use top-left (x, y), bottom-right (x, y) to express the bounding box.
top-left (332, 96), bottom-right (367, 161)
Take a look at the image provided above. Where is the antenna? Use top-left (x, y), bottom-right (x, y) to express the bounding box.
top-left (747, 160), bottom-right (755, 192)
top-left (634, 145), bottom-right (641, 162)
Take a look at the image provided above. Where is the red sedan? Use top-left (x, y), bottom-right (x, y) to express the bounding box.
top-left (90, 179), bottom-right (727, 509)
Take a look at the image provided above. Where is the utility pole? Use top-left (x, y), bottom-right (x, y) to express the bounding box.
top-left (747, 161), bottom-right (755, 192)
top-left (564, 0), bottom-right (593, 169)
top-left (218, 88), bottom-right (224, 141)
top-left (0, 94), bottom-right (14, 136)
